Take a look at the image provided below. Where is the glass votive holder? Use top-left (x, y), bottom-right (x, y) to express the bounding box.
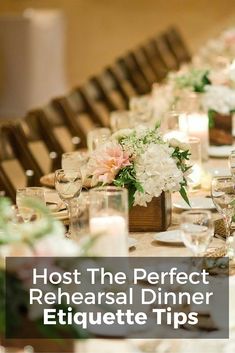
top-left (16, 187), bottom-right (45, 222)
top-left (163, 110), bottom-right (188, 140)
top-left (187, 137), bottom-right (202, 189)
top-left (87, 128), bottom-right (111, 153)
top-left (25, 187), bottom-right (45, 203)
top-left (179, 112), bottom-right (209, 161)
top-left (110, 110), bottom-right (134, 132)
top-left (89, 186), bottom-right (128, 256)
top-left (62, 150), bottom-right (89, 180)
top-left (16, 187), bottom-right (45, 205)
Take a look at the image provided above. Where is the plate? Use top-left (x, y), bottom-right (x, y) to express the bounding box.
top-left (154, 230), bottom-right (183, 245)
top-left (173, 197), bottom-right (215, 210)
top-left (208, 145), bottom-right (235, 158)
top-left (128, 237), bottom-right (137, 249)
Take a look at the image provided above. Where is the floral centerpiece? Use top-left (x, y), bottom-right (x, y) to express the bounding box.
top-left (171, 66), bottom-right (235, 145)
top-left (86, 126), bottom-right (191, 231)
top-left (193, 27), bottom-right (235, 67)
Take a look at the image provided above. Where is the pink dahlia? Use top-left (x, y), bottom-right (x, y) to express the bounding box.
top-left (89, 143), bottom-right (131, 185)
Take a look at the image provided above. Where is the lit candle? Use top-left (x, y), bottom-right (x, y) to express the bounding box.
top-left (179, 113), bottom-right (209, 161)
top-left (90, 214), bottom-right (128, 256)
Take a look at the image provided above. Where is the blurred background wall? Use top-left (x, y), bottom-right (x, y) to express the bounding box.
top-left (0, 0), bottom-right (235, 87)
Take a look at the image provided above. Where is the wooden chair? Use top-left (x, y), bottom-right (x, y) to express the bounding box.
top-left (96, 68), bottom-right (130, 110)
top-left (108, 62), bottom-right (139, 99)
top-left (132, 46), bottom-right (158, 85)
top-left (22, 113), bottom-right (61, 172)
top-left (142, 39), bottom-right (168, 81)
top-left (26, 108), bottom-right (64, 158)
top-left (0, 123), bottom-right (43, 195)
top-left (52, 90), bottom-right (98, 147)
top-left (26, 104), bottom-right (81, 157)
top-left (0, 164), bottom-right (15, 200)
top-left (153, 33), bottom-right (179, 71)
top-left (120, 52), bottom-right (152, 94)
top-left (163, 26), bottom-right (191, 66)
top-left (80, 78), bottom-right (114, 127)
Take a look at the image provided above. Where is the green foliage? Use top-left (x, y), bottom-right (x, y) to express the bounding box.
top-left (179, 184), bottom-right (190, 206)
top-left (119, 125), bottom-right (163, 157)
top-left (114, 165), bottom-right (144, 207)
top-left (208, 109), bottom-right (216, 128)
top-left (175, 69), bottom-right (211, 93)
top-left (172, 147), bottom-right (191, 206)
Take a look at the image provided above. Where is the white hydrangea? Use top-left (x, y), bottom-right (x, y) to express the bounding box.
top-left (202, 85), bottom-right (235, 115)
top-left (134, 143), bottom-right (184, 206)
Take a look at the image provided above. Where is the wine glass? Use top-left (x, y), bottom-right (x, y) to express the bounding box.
top-left (229, 150), bottom-right (235, 178)
top-left (110, 110), bottom-right (134, 131)
top-left (211, 176), bottom-right (235, 258)
top-left (181, 210), bottom-right (214, 256)
top-left (54, 169), bottom-right (82, 238)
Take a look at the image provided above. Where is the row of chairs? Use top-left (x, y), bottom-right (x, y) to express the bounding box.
top-left (0, 26), bottom-right (191, 200)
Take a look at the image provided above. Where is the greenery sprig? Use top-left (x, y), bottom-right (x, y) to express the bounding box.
top-left (175, 69), bottom-right (211, 93)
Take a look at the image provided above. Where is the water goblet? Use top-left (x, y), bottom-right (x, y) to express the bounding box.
top-left (211, 176), bottom-right (235, 258)
top-left (181, 210), bottom-right (214, 256)
top-left (54, 169), bottom-right (82, 238)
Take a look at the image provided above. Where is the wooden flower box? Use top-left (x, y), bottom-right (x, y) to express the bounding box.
top-left (129, 192), bottom-right (172, 232)
top-left (209, 113), bottom-right (233, 146)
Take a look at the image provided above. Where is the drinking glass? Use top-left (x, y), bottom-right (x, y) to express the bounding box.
top-left (229, 150), bottom-right (235, 178)
top-left (77, 192), bottom-right (90, 237)
top-left (179, 112), bottom-right (209, 162)
top-left (181, 210), bottom-right (214, 256)
top-left (187, 137), bottom-right (202, 189)
top-left (89, 186), bottom-right (128, 256)
top-left (25, 187), bottom-right (45, 203)
top-left (62, 151), bottom-right (89, 170)
top-left (54, 169), bottom-right (82, 238)
top-left (211, 176), bottom-right (235, 258)
top-left (87, 128), bottom-right (111, 153)
top-left (16, 188), bottom-right (44, 223)
top-left (110, 110), bottom-right (134, 132)
top-left (62, 151), bottom-right (89, 180)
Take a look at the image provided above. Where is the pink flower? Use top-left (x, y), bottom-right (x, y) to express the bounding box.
top-left (89, 143), bottom-right (131, 185)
